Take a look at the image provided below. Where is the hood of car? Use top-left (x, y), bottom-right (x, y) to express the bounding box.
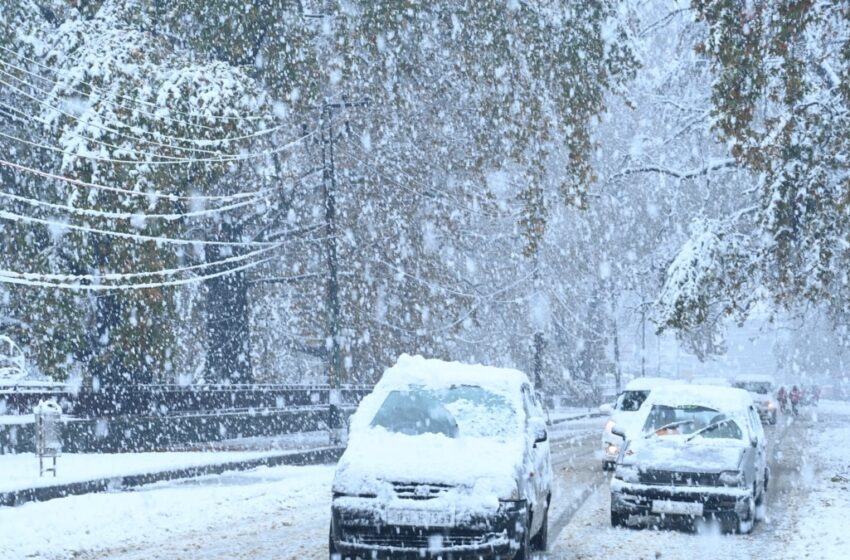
top-left (623, 437), bottom-right (745, 474)
top-left (333, 430), bottom-right (524, 500)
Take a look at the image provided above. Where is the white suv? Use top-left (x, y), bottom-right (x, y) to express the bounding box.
top-left (600, 377), bottom-right (683, 470)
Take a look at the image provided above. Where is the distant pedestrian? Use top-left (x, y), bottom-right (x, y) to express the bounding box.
top-left (789, 385), bottom-right (802, 416)
top-left (777, 386), bottom-right (788, 413)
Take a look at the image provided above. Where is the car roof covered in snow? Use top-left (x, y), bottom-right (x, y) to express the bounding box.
top-left (733, 373), bottom-right (776, 384)
top-left (644, 384), bottom-right (754, 412)
top-left (375, 354), bottom-right (532, 395)
top-left (692, 376), bottom-right (731, 387)
top-left (623, 376), bottom-right (684, 391)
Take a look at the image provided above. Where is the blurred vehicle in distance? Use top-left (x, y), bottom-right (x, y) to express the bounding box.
top-left (732, 374), bottom-right (778, 424)
top-left (599, 377), bottom-right (684, 470)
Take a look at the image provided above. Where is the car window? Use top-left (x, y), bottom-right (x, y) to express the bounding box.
top-left (521, 384), bottom-right (540, 419)
top-left (370, 384), bottom-right (519, 440)
top-left (748, 407), bottom-right (764, 440)
top-left (642, 404), bottom-right (743, 439)
top-left (617, 390), bottom-right (650, 412)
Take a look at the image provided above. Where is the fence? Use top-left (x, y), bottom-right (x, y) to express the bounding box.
top-left (0, 383), bottom-right (372, 417)
top-left (0, 383), bottom-right (372, 454)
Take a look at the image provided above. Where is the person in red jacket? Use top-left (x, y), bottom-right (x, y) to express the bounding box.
top-left (789, 385), bottom-right (802, 416)
top-left (777, 386), bottom-right (788, 413)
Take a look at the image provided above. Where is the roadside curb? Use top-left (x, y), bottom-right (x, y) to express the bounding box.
top-left (0, 446), bottom-right (343, 508)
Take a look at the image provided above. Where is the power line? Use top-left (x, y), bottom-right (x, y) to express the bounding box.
top-left (0, 158), bottom-right (316, 204)
top-left (0, 97), bottom-right (228, 162)
top-left (0, 256), bottom-right (275, 291)
top-left (0, 43), bottom-right (268, 124)
top-left (0, 58), bottom-right (327, 149)
top-left (0, 76), bottom-right (316, 165)
top-left (0, 209), bottom-right (278, 248)
top-left (0, 242), bottom-right (282, 282)
top-left (0, 187), bottom-right (266, 221)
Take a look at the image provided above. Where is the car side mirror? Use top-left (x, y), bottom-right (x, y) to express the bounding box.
top-left (529, 417), bottom-right (548, 445)
top-left (599, 403), bottom-right (613, 415)
top-left (611, 426), bottom-right (626, 440)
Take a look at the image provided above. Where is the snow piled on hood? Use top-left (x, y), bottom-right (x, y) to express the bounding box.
top-left (333, 355), bottom-right (532, 500)
top-left (622, 437), bottom-right (746, 474)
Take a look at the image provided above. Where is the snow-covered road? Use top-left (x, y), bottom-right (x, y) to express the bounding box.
top-left (1, 406), bottom-right (846, 560)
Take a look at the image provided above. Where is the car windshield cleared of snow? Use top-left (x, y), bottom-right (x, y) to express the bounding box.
top-left (617, 390), bottom-right (650, 411)
top-left (642, 404), bottom-right (743, 440)
top-left (369, 384), bottom-right (517, 439)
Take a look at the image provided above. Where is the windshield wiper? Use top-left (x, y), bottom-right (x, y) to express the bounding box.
top-left (645, 419), bottom-right (693, 438)
top-left (685, 418), bottom-right (733, 442)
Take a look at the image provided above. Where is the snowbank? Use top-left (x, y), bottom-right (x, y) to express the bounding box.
top-left (0, 464), bottom-right (334, 559)
top-left (787, 400), bottom-right (850, 557)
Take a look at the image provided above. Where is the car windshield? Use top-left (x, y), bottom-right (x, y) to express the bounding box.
top-left (735, 381), bottom-right (773, 395)
top-left (642, 404), bottom-right (743, 440)
top-left (617, 390), bottom-right (650, 412)
top-left (370, 384), bottom-right (518, 439)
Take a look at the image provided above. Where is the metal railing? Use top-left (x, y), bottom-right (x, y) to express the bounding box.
top-left (0, 383), bottom-right (374, 418)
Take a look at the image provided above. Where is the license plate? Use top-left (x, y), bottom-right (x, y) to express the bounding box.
top-left (386, 508), bottom-right (454, 527)
top-left (651, 500), bottom-right (703, 516)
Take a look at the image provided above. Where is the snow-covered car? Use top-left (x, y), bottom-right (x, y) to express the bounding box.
top-left (694, 376), bottom-right (731, 387)
top-left (329, 355), bottom-right (552, 560)
top-left (609, 385), bottom-right (768, 534)
top-left (732, 374), bottom-right (777, 424)
top-left (599, 377), bottom-right (683, 470)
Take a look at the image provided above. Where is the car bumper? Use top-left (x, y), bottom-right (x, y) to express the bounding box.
top-left (610, 478), bottom-right (751, 519)
top-left (330, 500), bottom-right (527, 559)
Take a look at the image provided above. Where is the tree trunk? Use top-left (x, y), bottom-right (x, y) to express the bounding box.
top-left (205, 223), bottom-right (253, 383)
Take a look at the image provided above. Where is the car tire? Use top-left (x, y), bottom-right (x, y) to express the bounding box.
top-left (603, 461), bottom-right (614, 471)
top-left (531, 504), bottom-right (549, 551)
top-left (513, 507), bottom-right (532, 560)
top-left (328, 526), bottom-right (341, 560)
top-left (611, 509), bottom-right (628, 528)
top-left (736, 495), bottom-right (755, 534)
top-left (755, 481), bottom-right (767, 522)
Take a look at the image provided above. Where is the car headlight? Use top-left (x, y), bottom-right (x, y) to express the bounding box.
top-left (606, 443), bottom-right (619, 456)
top-left (767, 401), bottom-right (776, 410)
top-left (474, 477), bottom-right (520, 501)
top-left (719, 471), bottom-right (744, 487)
top-left (605, 420), bottom-right (616, 433)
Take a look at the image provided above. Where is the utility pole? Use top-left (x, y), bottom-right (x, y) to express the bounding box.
top-left (640, 305), bottom-right (646, 377)
top-left (531, 254), bottom-right (545, 391)
top-left (317, 96), bottom-right (368, 444)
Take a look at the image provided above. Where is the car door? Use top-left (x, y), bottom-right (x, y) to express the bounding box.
top-left (521, 384), bottom-right (551, 530)
top-left (747, 405), bottom-right (767, 491)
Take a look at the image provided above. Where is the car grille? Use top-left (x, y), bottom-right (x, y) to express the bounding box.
top-left (391, 481), bottom-right (453, 500)
top-left (638, 470), bottom-right (721, 487)
top-left (342, 528), bottom-right (509, 550)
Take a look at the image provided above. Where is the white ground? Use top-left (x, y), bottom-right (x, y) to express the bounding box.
top-left (0, 402), bottom-right (847, 560)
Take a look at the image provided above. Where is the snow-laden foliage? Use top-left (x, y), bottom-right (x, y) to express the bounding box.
top-left (663, 0), bottom-right (850, 321)
top-left (2, 0), bottom-right (847, 393)
top-left (0, 1), bottom-right (280, 382)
